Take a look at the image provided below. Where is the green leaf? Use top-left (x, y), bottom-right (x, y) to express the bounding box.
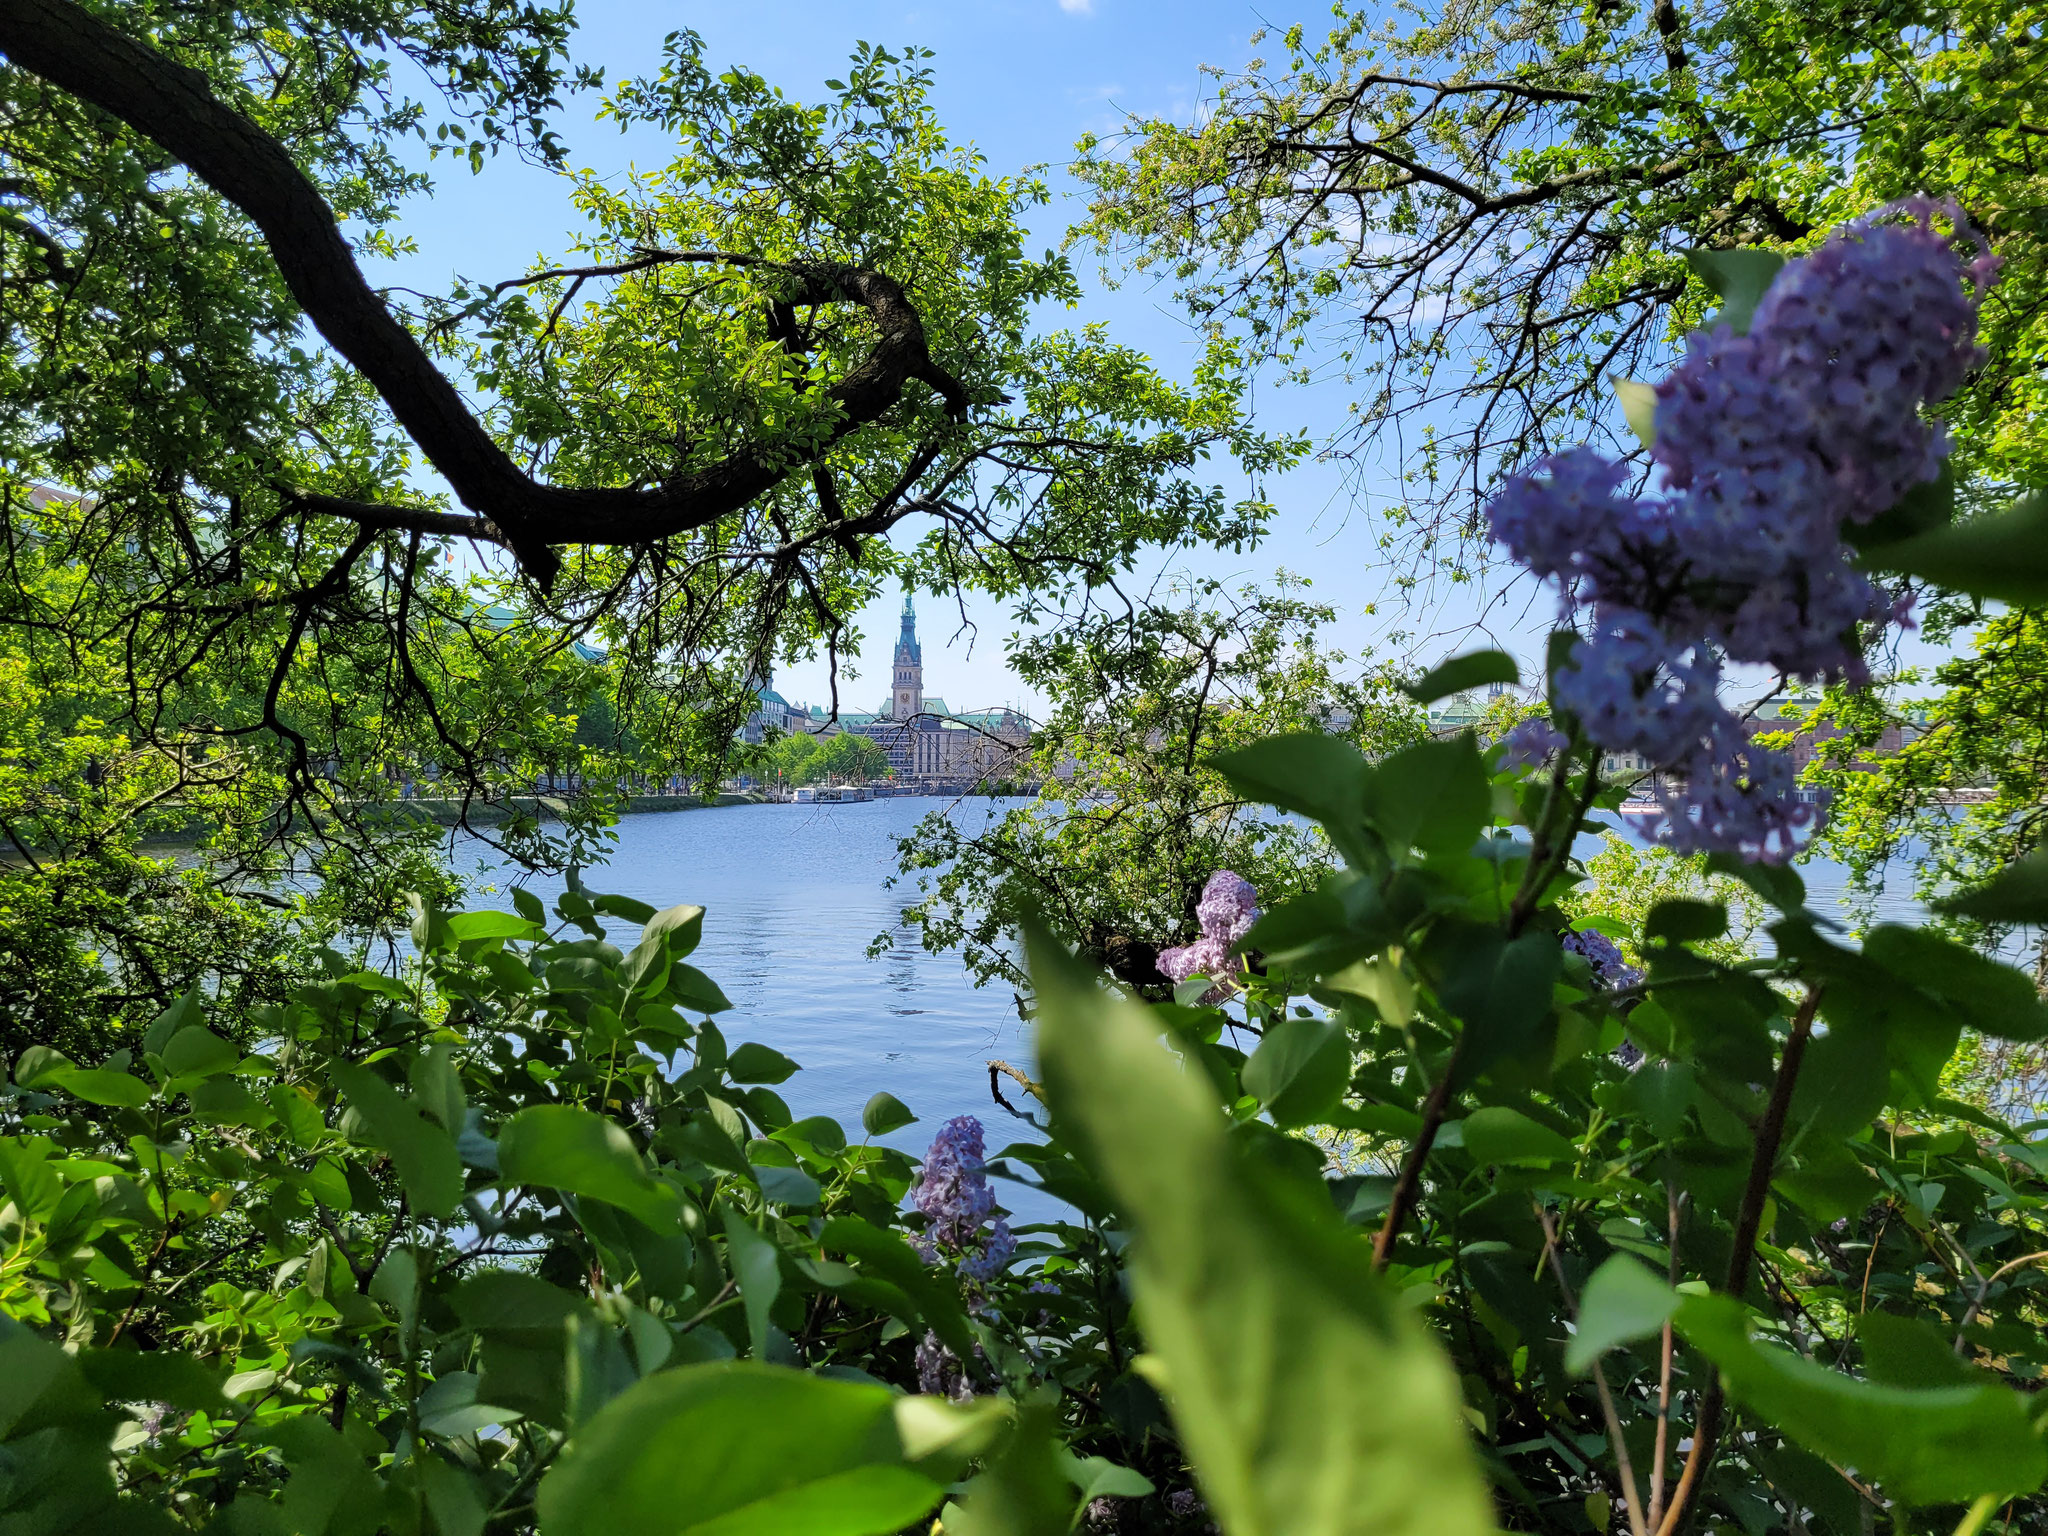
top-left (419, 1456), bottom-right (489, 1536)
top-left (1645, 899), bottom-right (1727, 945)
top-left (1425, 925), bottom-right (1562, 1085)
top-left (860, 1092), bottom-right (916, 1136)
top-left (160, 1025), bottom-right (239, 1080)
top-left (331, 1063), bottom-right (464, 1219)
top-left (594, 894), bottom-right (659, 924)
top-left (1858, 489), bottom-right (2048, 605)
top-left (1612, 378), bottom-right (1657, 449)
top-left (1684, 247), bottom-right (1786, 334)
top-left (418, 1372), bottom-right (512, 1437)
top-left (1704, 851), bottom-right (1805, 913)
top-left (1028, 924), bottom-right (1495, 1536)
top-left (819, 1218), bottom-right (976, 1361)
top-left (497, 1106), bottom-right (681, 1232)
top-left (535, 1362), bottom-right (943, 1536)
top-left (721, 1208), bottom-right (782, 1360)
top-left (1210, 734), bottom-right (1372, 861)
top-left (446, 910), bottom-right (544, 942)
top-left (411, 1042), bottom-right (466, 1132)
top-left (643, 903), bottom-right (706, 958)
top-left (1460, 1106), bottom-right (1577, 1167)
top-left (1365, 736), bottom-right (1490, 858)
top-left (1862, 925), bottom-right (2048, 1042)
top-left (1621, 1060), bottom-right (1694, 1140)
top-left (1241, 1016), bottom-right (1351, 1129)
top-left (141, 989), bottom-right (203, 1057)
top-left (1565, 1257), bottom-right (1678, 1374)
top-left (753, 1164), bottom-right (822, 1208)
top-left (944, 1404), bottom-right (1075, 1536)
top-left (1676, 1292), bottom-right (2047, 1506)
top-left (1402, 650), bottom-right (1519, 706)
top-left (1936, 846), bottom-right (2048, 925)
top-left (78, 1348), bottom-right (228, 1411)
top-left (45, 1065), bottom-right (152, 1108)
top-left (727, 1043), bottom-right (799, 1085)
top-left (671, 963), bottom-right (734, 1014)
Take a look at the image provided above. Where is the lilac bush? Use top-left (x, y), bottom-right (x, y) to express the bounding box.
top-left (1559, 926), bottom-right (1641, 991)
top-left (1487, 198), bottom-right (1996, 862)
top-left (1158, 869), bottom-right (1261, 996)
top-left (911, 1115), bottom-right (1014, 1285)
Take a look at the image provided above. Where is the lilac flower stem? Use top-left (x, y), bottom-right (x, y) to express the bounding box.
top-left (1507, 734), bottom-right (1602, 939)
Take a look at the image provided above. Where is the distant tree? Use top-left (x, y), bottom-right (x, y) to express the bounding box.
top-left (890, 578), bottom-right (1425, 991)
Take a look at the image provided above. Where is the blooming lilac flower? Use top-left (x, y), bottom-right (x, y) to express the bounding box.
top-left (1157, 933), bottom-right (1230, 987)
top-left (956, 1218), bottom-right (1016, 1282)
top-left (911, 1116), bottom-right (1014, 1283)
top-left (1195, 869), bottom-right (1261, 945)
top-left (1481, 198), bottom-right (1992, 861)
top-left (912, 1115), bottom-right (994, 1248)
top-left (1498, 717), bottom-right (1569, 770)
top-left (1655, 726), bottom-right (1819, 866)
top-left (1560, 927), bottom-right (1642, 991)
top-left (915, 1331), bottom-right (976, 1402)
top-left (1158, 870), bottom-right (1262, 997)
top-left (1551, 613), bottom-right (1725, 765)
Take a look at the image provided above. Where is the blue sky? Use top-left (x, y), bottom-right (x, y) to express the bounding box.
top-left (375, 0), bottom-right (1566, 718)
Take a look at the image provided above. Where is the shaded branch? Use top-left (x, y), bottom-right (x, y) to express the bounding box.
top-left (0, 0), bottom-right (973, 588)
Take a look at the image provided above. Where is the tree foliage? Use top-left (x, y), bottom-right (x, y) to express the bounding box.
top-left (889, 579), bottom-right (1425, 991)
top-left (1072, 0), bottom-right (2045, 540)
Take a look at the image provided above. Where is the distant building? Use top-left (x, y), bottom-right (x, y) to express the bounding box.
top-left (841, 595), bottom-right (1032, 781)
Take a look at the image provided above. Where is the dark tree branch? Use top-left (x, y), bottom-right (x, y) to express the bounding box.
top-left (0, 0), bottom-right (974, 587)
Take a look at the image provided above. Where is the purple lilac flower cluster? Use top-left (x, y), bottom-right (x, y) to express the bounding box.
top-left (1560, 927), bottom-right (1642, 991)
top-left (1498, 717), bottom-right (1570, 770)
top-left (1488, 200), bottom-right (1995, 862)
top-left (1157, 870), bottom-right (1260, 997)
top-left (911, 1115), bottom-right (1015, 1283)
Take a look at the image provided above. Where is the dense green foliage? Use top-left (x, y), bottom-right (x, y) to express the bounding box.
top-left (891, 580), bottom-right (1425, 991)
top-left (5, 3), bottom-right (2048, 1534)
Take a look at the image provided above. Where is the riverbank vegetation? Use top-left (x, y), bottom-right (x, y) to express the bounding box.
top-left (3, 0), bottom-right (2047, 1532)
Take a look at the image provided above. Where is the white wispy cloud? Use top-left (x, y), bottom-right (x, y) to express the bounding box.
top-left (1058, 0), bottom-right (1095, 14)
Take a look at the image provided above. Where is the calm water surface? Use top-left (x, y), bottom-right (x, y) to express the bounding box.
top-left (454, 800), bottom-right (1924, 1187)
top-left (464, 798), bottom-right (1046, 1172)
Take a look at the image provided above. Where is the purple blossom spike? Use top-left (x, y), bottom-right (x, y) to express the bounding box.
top-left (1481, 200), bottom-right (1995, 859)
top-left (1195, 870), bottom-right (1261, 945)
top-left (1498, 718), bottom-right (1569, 770)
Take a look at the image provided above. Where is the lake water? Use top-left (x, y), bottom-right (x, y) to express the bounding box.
top-left (462, 798), bottom-right (1050, 1176)
top-left (456, 798), bottom-right (1924, 1181)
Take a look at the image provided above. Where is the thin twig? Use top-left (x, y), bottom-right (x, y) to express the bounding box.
top-left (1649, 1183), bottom-right (1681, 1525)
top-left (1372, 1040), bottom-right (1461, 1271)
top-left (1655, 985), bottom-right (1822, 1536)
top-left (1536, 1202), bottom-right (1650, 1536)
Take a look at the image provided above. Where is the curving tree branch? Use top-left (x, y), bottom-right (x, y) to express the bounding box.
top-left (0, 0), bottom-right (972, 587)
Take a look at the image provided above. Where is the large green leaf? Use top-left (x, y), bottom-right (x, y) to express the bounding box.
top-left (1425, 925), bottom-right (1562, 1085)
top-left (331, 1064), bottom-right (464, 1219)
top-left (535, 1362), bottom-right (943, 1536)
top-left (1936, 847), bottom-right (2048, 924)
top-left (1210, 735), bottom-right (1374, 864)
top-left (1364, 737), bottom-right (1490, 859)
top-left (1402, 650), bottom-right (1519, 706)
top-left (1677, 1293), bottom-right (2047, 1506)
top-left (643, 903), bottom-right (706, 958)
top-left (1241, 1016), bottom-right (1351, 1129)
top-left (497, 1106), bottom-right (681, 1233)
top-left (1858, 489), bottom-right (2048, 605)
top-left (1565, 1257), bottom-right (1678, 1375)
top-left (1459, 1107), bottom-right (1576, 1168)
top-left (860, 1092), bottom-right (916, 1136)
top-left (1029, 926), bottom-right (1494, 1536)
top-left (1684, 247), bottom-right (1786, 334)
